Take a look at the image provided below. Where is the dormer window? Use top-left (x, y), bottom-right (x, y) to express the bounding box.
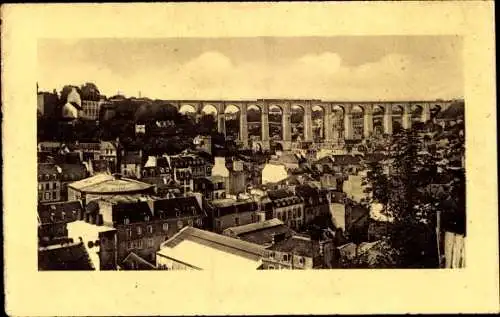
top-left (176, 210), bottom-right (181, 218)
top-left (124, 218), bottom-right (130, 225)
top-left (61, 212), bottom-right (66, 220)
top-left (137, 226), bottom-right (142, 235)
top-left (299, 257), bottom-right (305, 265)
top-left (145, 215), bottom-right (150, 222)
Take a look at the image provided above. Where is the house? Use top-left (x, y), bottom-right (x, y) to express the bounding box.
top-left (122, 252), bottom-right (157, 270)
top-left (295, 184), bottom-right (331, 227)
top-left (193, 176), bottom-right (226, 201)
top-left (58, 163), bottom-right (88, 201)
top-left (156, 226), bottom-right (268, 270)
top-left (99, 141), bottom-right (119, 172)
top-left (67, 194), bottom-right (206, 270)
top-left (38, 200), bottom-right (83, 244)
top-left (120, 150), bottom-right (143, 179)
top-left (209, 198), bottom-right (259, 233)
top-left (38, 163), bottom-right (61, 203)
top-left (262, 189), bottom-right (304, 231)
top-left (261, 233), bottom-right (335, 269)
top-left (222, 218), bottom-right (296, 247)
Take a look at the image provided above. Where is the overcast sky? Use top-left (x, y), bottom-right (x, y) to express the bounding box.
top-left (37, 36), bottom-right (463, 101)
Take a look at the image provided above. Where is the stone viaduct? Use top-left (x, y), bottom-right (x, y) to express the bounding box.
top-left (163, 99), bottom-right (454, 151)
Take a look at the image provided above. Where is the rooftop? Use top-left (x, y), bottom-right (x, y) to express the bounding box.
top-left (38, 242), bottom-right (95, 271)
top-left (38, 200), bottom-right (83, 224)
top-left (69, 173), bottom-right (153, 194)
top-left (268, 235), bottom-right (315, 258)
top-left (158, 227), bottom-right (267, 270)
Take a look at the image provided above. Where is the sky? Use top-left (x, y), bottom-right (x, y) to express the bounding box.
top-left (37, 36), bottom-right (463, 101)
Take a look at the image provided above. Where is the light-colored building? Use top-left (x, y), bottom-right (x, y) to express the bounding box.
top-left (67, 173), bottom-right (155, 204)
top-left (156, 226), bottom-right (267, 270)
top-left (38, 163), bottom-right (62, 203)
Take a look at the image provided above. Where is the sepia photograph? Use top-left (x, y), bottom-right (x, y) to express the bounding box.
top-left (3, 2), bottom-right (498, 315)
top-left (36, 36), bottom-right (465, 271)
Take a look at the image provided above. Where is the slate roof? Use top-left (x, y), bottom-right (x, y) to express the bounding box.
top-left (59, 163), bottom-right (88, 181)
top-left (38, 163), bottom-right (59, 179)
top-left (268, 235), bottom-right (315, 257)
top-left (224, 218), bottom-right (284, 236)
top-left (38, 242), bottom-right (94, 270)
top-left (224, 219), bottom-right (297, 246)
top-left (330, 154), bottom-right (362, 166)
top-left (161, 226), bottom-right (268, 261)
top-left (38, 200), bottom-right (83, 224)
top-left (211, 199), bottom-right (259, 217)
top-left (150, 196), bottom-right (205, 219)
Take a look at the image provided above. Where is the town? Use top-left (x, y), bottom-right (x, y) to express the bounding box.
top-left (37, 82), bottom-right (465, 270)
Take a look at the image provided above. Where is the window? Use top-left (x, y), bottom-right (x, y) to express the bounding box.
top-left (145, 215), bottom-right (150, 222)
top-left (299, 257), bottom-right (305, 265)
top-left (53, 191), bottom-right (57, 198)
top-left (268, 265), bottom-right (275, 270)
top-left (196, 218), bottom-right (203, 226)
top-left (270, 252), bottom-right (275, 259)
top-left (38, 184), bottom-right (42, 191)
top-left (283, 254), bottom-right (289, 262)
top-left (298, 209), bottom-right (302, 218)
top-left (137, 226), bottom-right (142, 235)
top-left (147, 225), bottom-right (153, 234)
top-left (61, 212), bottom-right (65, 220)
top-left (234, 217), bottom-right (240, 226)
top-left (45, 192), bottom-right (50, 200)
top-left (124, 218), bottom-right (130, 225)
top-left (137, 239), bottom-right (143, 249)
top-left (147, 238), bottom-right (154, 248)
top-left (127, 241), bottom-right (133, 249)
top-left (177, 220), bottom-right (183, 229)
top-left (45, 183), bottom-right (50, 190)
top-left (162, 223), bottom-right (169, 232)
top-left (188, 219), bottom-right (194, 226)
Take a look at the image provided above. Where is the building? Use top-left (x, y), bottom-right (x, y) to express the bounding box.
top-left (99, 141), bottom-right (119, 172)
top-left (222, 218), bottom-right (296, 247)
top-left (58, 163), bottom-right (89, 201)
top-left (80, 82), bottom-right (103, 120)
top-left (260, 233), bottom-right (335, 269)
top-left (38, 200), bottom-right (83, 244)
top-left (38, 240), bottom-right (95, 271)
top-left (209, 198), bottom-right (259, 233)
top-left (193, 176), bottom-right (226, 201)
top-left (120, 150), bottom-right (143, 179)
top-left (67, 194), bottom-right (205, 270)
top-left (263, 189), bottom-right (304, 231)
top-left (295, 184), bottom-right (331, 227)
top-left (156, 226), bottom-right (268, 270)
top-left (37, 90), bottom-right (59, 119)
top-left (38, 163), bottom-right (62, 203)
top-left (194, 135), bottom-right (212, 155)
top-left (67, 173), bottom-right (155, 205)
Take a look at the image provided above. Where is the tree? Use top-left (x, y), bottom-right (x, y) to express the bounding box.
top-left (364, 128), bottom-right (441, 267)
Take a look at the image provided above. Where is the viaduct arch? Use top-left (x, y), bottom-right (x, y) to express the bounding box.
top-left (167, 99), bottom-right (455, 151)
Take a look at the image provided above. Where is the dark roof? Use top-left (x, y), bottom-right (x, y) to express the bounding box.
top-left (363, 153), bottom-right (387, 162)
top-left (38, 200), bottom-right (83, 224)
top-left (268, 189), bottom-right (295, 200)
top-left (169, 155), bottom-right (208, 168)
top-left (59, 163), bottom-right (88, 181)
top-left (330, 154), bottom-right (362, 166)
top-left (111, 201), bottom-right (153, 225)
top-left (38, 163), bottom-right (59, 177)
top-left (38, 242), bottom-right (94, 270)
top-left (122, 152), bottom-right (142, 165)
top-left (211, 199), bottom-right (259, 217)
top-left (151, 196), bottom-right (205, 219)
top-left (226, 219), bottom-right (297, 246)
top-left (268, 235), bottom-right (315, 257)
